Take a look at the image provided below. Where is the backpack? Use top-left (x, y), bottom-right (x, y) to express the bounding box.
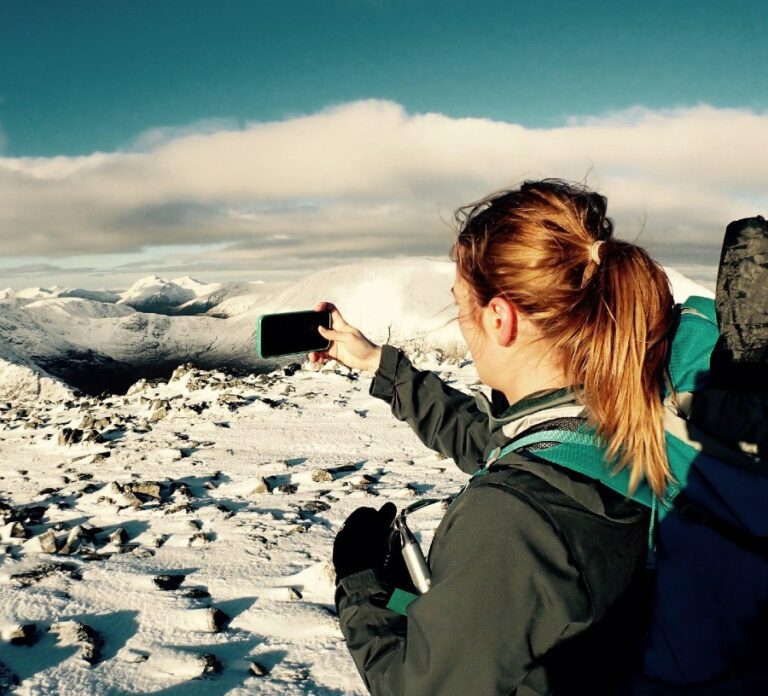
top-left (486, 217), bottom-right (768, 690)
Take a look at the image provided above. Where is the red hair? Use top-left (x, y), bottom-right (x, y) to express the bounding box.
top-left (450, 180), bottom-right (675, 496)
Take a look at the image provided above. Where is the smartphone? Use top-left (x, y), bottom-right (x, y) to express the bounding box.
top-left (256, 309), bottom-right (332, 359)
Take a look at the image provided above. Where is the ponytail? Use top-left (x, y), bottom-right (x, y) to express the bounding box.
top-left (451, 180), bottom-right (676, 497)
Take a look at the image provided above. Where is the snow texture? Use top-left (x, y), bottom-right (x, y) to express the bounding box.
top-left (0, 259), bottom-right (712, 694)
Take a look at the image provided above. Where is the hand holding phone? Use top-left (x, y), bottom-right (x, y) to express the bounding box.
top-left (309, 301), bottom-right (383, 373)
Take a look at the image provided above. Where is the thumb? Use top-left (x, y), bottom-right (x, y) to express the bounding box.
top-left (318, 326), bottom-right (342, 341)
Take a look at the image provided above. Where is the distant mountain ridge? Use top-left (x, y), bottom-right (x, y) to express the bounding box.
top-left (0, 260), bottom-right (713, 399)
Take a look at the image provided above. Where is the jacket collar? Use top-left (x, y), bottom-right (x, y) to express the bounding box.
top-left (475, 386), bottom-right (582, 432)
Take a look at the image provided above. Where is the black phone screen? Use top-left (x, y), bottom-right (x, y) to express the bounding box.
top-left (257, 310), bottom-right (332, 359)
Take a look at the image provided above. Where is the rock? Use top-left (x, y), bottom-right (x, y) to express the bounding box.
top-left (50, 620), bottom-right (103, 665)
top-left (1, 521), bottom-right (27, 541)
top-left (131, 547), bottom-right (154, 559)
top-left (27, 529), bottom-right (58, 554)
top-left (206, 608), bottom-right (229, 633)
top-left (170, 363), bottom-right (195, 382)
top-left (60, 524), bottom-right (96, 554)
top-left (149, 406), bottom-right (169, 423)
top-left (108, 482), bottom-right (142, 509)
top-left (170, 482), bottom-right (193, 499)
top-left (153, 574), bottom-right (185, 591)
top-left (249, 661), bottom-right (270, 677)
top-left (10, 563), bottom-right (82, 587)
top-left (276, 483), bottom-right (298, 495)
top-left (189, 607), bottom-right (230, 633)
top-left (178, 587), bottom-right (210, 599)
top-left (9, 623), bottom-right (38, 647)
top-left (127, 481), bottom-right (163, 499)
top-left (117, 647), bottom-right (149, 663)
top-left (108, 528), bottom-right (128, 545)
top-left (188, 532), bottom-right (209, 547)
top-left (197, 653), bottom-right (222, 676)
top-left (58, 427), bottom-right (83, 445)
top-left (249, 477), bottom-right (272, 495)
top-left (164, 503), bottom-right (194, 515)
top-left (299, 500), bottom-right (331, 515)
top-left (310, 469), bottom-right (333, 483)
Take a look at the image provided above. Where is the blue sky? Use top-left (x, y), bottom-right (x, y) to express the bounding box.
top-left (0, 1), bottom-right (766, 289)
top-left (2, 0), bottom-right (766, 157)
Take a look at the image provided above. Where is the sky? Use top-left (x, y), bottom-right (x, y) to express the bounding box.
top-left (0, 0), bottom-right (766, 290)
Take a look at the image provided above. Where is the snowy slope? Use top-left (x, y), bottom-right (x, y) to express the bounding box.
top-left (0, 261), bottom-right (718, 694)
top-left (172, 282), bottom-right (263, 316)
top-left (0, 337), bottom-right (73, 402)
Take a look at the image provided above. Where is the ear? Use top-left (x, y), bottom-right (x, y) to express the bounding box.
top-left (488, 295), bottom-right (517, 346)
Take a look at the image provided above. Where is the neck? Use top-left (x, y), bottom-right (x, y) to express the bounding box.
top-left (496, 348), bottom-right (569, 406)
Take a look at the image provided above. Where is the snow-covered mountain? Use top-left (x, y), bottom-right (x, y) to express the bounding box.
top-left (172, 281), bottom-right (265, 316)
top-left (116, 275), bottom-right (222, 314)
top-left (0, 259), bottom-right (713, 400)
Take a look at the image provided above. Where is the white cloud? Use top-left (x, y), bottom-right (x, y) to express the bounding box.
top-left (0, 100), bottom-right (766, 267)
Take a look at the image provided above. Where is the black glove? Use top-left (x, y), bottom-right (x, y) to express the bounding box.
top-left (333, 502), bottom-right (398, 582)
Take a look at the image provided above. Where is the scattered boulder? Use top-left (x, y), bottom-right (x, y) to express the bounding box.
top-left (9, 623), bottom-right (38, 647)
top-left (189, 607), bottom-right (230, 633)
top-left (188, 532), bottom-right (210, 547)
top-left (58, 428), bottom-right (105, 446)
top-left (249, 661), bottom-right (270, 677)
top-left (1, 521), bottom-right (27, 541)
top-left (107, 528), bottom-right (128, 545)
top-left (153, 574), bottom-right (185, 591)
top-left (126, 481), bottom-right (163, 500)
top-left (50, 620), bottom-right (103, 665)
top-left (249, 477), bottom-right (272, 495)
top-left (149, 406), bottom-right (170, 423)
top-left (26, 529), bottom-right (58, 554)
top-left (60, 524), bottom-right (97, 555)
top-left (197, 653), bottom-right (222, 677)
top-left (300, 500), bottom-right (331, 516)
top-left (310, 469), bottom-right (333, 483)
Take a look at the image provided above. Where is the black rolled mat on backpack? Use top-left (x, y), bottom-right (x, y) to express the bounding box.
top-left (710, 214), bottom-right (768, 391)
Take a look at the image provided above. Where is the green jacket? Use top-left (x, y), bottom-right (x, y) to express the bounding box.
top-left (336, 345), bottom-right (650, 695)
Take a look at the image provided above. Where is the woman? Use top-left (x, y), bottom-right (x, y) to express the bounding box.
top-left (309, 179), bottom-right (674, 695)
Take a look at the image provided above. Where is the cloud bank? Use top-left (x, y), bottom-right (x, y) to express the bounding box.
top-left (1, 100), bottom-right (766, 274)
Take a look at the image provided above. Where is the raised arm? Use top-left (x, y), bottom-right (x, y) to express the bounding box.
top-left (368, 344), bottom-right (494, 474)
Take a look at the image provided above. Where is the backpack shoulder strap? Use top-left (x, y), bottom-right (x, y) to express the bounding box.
top-left (485, 297), bottom-right (720, 512)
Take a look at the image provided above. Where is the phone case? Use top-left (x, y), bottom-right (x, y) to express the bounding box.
top-left (256, 311), bottom-right (332, 359)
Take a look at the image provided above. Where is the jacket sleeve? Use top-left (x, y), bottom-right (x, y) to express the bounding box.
top-left (368, 344), bottom-right (493, 474)
top-left (335, 484), bottom-right (591, 696)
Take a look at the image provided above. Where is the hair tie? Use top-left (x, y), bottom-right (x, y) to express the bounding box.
top-left (589, 240), bottom-right (605, 265)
